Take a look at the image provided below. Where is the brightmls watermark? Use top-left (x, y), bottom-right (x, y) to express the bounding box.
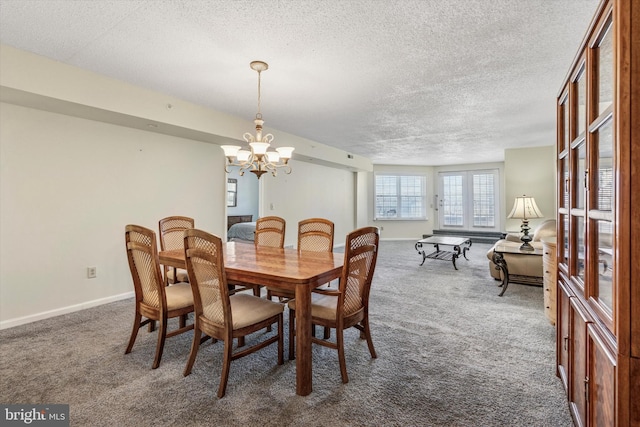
top-left (1, 404), bottom-right (69, 426)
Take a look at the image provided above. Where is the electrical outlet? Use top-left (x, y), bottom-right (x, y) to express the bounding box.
top-left (87, 267), bottom-right (97, 279)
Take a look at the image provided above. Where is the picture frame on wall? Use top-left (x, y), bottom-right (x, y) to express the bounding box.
top-left (227, 178), bottom-right (237, 207)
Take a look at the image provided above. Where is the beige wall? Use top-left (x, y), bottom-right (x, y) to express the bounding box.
top-left (0, 103), bottom-right (359, 328)
top-left (0, 45), bottom-right (364, 328)
top-left (261, 162), bottom-right (356, 248)
top-left (504, 146), bottom-right (556, 231)
top-left (0, 103), bottom-right (225, 325)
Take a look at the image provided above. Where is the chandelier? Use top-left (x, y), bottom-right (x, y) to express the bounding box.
top-left (221, 61), bottom-right (294, 179)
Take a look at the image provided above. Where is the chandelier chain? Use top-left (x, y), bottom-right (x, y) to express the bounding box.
top-left (256, 70), bottom-right (262, 119)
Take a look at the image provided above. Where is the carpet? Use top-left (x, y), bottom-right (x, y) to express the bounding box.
top-left (0, 241), bottom-right (572, 426)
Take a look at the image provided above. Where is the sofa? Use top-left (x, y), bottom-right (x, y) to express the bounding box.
top-left (486, 219), bottom-right (557, 280)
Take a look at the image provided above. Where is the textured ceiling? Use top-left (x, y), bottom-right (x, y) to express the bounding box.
top-left (0, 0), bottom-right (599, 166)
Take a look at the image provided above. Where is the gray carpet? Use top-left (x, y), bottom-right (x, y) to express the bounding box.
top-left (0, 241), bottom-right (572, 427)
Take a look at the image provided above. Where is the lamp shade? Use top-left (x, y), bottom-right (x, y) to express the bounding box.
top-left (507, 195), bottom-right (544, 220)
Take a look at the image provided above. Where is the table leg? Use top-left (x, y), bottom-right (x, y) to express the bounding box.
top-left (492, 252), bottom-right (510, 296)
top-left (295, 285), bottom-right (313, 396)
top-left (462, 242), bottom-right (470, 260)
top-left (452, 245), bottom-right (460, 270)
top-left (416, 242), bottom-right (427, 266)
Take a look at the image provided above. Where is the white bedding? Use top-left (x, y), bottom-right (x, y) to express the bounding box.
top-left (227, 221), bottom-right (256, 242)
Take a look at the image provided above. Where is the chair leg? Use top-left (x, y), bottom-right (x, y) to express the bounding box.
top-left (152, 317), bottom-right (167, 369)
top-left (362, 318), bottom-right (377, 359)
top-left (336, 327), bottom-right (348, 383)
top-left (218, 338), bottom-right (233, 398)
top-left (277, 314), bottom-right (284, 365)
top-left (237, 336), bottom-right (245, 347)
top-left (183, 325), bottom-right (202, 376)
top-left (288, 308), bottom-right (295, 360)
top-left (323, 326), bottom-right (331, 339)
top-left (125, 311), bottom-right (142, 354)
top-left (148, 320), bottom-right (156, 332)
top-left (252, 285), bottom-right (261, 297)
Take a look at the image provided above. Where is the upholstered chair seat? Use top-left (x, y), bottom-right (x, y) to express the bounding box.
top-left (164, 283), bottom-right (195, 310)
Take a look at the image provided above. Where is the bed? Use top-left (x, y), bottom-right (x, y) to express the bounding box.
top-left (227, 221), bottom-right (256, 242)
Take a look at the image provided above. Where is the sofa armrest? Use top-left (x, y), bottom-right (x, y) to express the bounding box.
top-left (505, 233), bottom-right (522, 243)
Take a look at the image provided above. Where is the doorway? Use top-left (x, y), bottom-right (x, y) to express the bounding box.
top-left (436, 169), bottom-right (500, 232)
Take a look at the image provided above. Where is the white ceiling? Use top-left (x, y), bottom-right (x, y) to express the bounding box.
top-left (0, 0), bottom-right (599, 166)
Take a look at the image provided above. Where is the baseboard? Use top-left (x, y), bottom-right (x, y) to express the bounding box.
top-left (0, 291), bottom-right (134, 330)
top-left (380, 237), bottom-right (418, 241)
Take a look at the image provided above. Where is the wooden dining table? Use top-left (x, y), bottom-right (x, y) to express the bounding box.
top-left (159, 241), bottom-right (344, 396)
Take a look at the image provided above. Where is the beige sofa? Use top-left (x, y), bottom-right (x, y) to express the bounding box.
top-left (486, 219), bottom-right (557, 280)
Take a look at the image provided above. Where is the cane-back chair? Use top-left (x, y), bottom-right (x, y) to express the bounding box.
top-left (234, 216), bottom-right (286, 298)
top-left (254, 216), bottom-right (286, 248)
top-left (124, 224), bottom-right (194, 369)
top-left (182, 229), bottom-right (284, 398)
top-left (267, 218), bottom-right (334, 302)
top-left (288, 226), bottom-right (379, 383)
top-left (159, 216), bottom-right (194, 285)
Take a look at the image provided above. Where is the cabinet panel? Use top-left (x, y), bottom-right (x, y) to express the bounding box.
top-left (557, 278), bottom-right (572, 391)
top-left (587, 323), bottom-right (616, 426)
top-left (569, 297), bottom-right (591, 427)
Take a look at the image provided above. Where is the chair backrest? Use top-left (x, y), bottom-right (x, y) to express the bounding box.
top-left (532, 219), bottom-right (557, 242)
top-left (159, 216), bottom-right (195, 251)
top-left (125, 225), bottom-right (166, 309)
top-left (183, 229), bottom-right (229, 327)
top-left (254, 216), bottom-right (286, 248)
top-left (298, 218), bottom-right (334, 252)
top-left (338, 227), bottom-right (380, 317)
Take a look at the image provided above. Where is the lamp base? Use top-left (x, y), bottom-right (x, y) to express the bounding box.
top-left (519, 241), bottom-right (535, 251)
top-left (519, 219), bottom-right (535, 251)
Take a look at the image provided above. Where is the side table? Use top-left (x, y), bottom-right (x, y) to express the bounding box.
top-left (491, 244), bottom-right (543, 296)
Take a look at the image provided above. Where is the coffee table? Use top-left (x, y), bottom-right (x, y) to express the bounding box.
top-left (491, 244), bottom-right (543, 296)
top-left (415, 236), bottom-right (472, 270)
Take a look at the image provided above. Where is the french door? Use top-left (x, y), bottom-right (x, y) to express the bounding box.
top-left (437, 170), bottom-right (500, 232)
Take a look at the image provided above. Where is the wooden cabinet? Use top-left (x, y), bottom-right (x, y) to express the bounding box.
top-left (555, 0), bottom-right (639, 425)
top-left (542, 237), bottom-right (557, 325)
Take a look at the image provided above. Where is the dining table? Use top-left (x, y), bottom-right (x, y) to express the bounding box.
top-left (159, 241), bottom-right (344, 396)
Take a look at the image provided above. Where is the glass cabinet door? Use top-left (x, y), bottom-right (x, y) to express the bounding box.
top-left (575, 67), bottom-right (587, 139)
top-left (591, 118), bottom-right (614, 315)
top-left (596, 20), bottom-right (613, 116)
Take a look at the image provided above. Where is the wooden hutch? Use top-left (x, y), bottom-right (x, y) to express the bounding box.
top-left (555, 0), bottom-right (638, 425)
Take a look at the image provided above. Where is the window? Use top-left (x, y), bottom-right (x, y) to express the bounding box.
top-left (374, 174), bottom-right (427, 220)
top-left (438, 169), bottom-right (500, 231)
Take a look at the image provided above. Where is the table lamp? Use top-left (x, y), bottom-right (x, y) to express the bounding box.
top-left (507, 195), bottom-right (544, 251)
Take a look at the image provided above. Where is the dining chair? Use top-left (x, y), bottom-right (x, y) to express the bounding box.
top-left (124, 224), bottom-right (194, 369)
top-left (254, 216), bottom-right (286, 248)
top-left (287, 226), bottom-right (379, 383)
top-left (231, 215), bottom-right (287, 299)
top-left (182, 228), bottom-right (284, 398)
top-left (266, 218), bottom-right (334, 302)
top-left (159, 216), bottom-right (194, 285)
